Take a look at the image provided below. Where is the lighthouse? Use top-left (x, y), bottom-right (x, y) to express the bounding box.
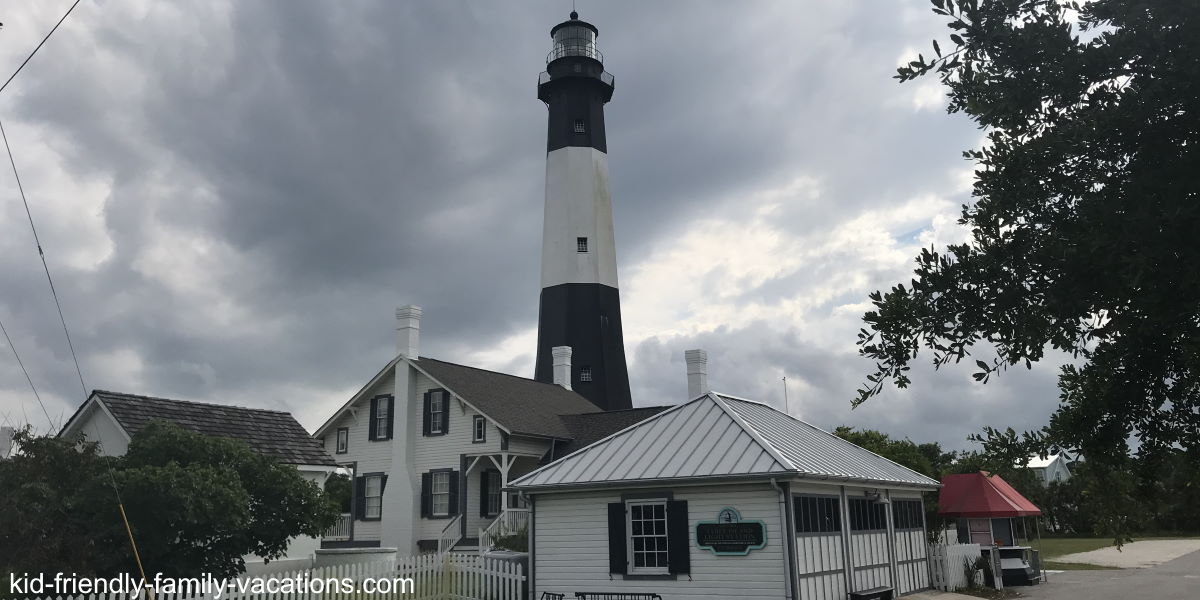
top-left (533, 12), bottom-right (632, 411)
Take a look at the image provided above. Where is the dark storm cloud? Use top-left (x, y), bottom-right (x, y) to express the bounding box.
top-left (0, 0), bottom-right (1056, 452)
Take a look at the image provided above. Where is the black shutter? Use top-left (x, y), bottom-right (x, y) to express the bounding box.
top-left (479, 470), bottom-right (491, 517)
top-left (447, 470), bottom-right (460, 515)
top-left (420, 472), bottom-right (432, 517)
top-left (441, 392), bottom-right (450, 435)
top-left (354, 476), bottom-right (366, 519)
top-left (385, 395), bottom-right (395, 440)
top-left (422, 391), bottom-right (432, 436)
top-left (381, 474), bottom-right (388, 494)
top-left (607, 502), bottom-right (627, 574)
top-left (368, 397), bottom-right (379, 441)
top-left (666, 500), bottom-right (691, 574)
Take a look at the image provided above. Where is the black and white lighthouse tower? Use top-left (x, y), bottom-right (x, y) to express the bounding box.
top-left (533, 12), bottom-right (632, 411)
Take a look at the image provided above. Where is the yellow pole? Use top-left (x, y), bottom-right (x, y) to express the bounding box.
top-left (118, 503), bottom-right (152, 600)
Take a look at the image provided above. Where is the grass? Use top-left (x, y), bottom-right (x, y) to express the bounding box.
top-left (1030, 534), bottom-right (1199, 570)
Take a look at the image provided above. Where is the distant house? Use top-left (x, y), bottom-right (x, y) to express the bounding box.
top-left (1026, 453), bottom-right (1072, 486)
top-left (59, 389), bottom-right (337, 569)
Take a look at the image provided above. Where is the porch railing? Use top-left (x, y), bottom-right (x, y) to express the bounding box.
top-left (437, 515), bottom-right (463, 554)
top-left (479, 507), bottom-right (530, 554)
top-left (324, 513), bottom-right (352, 541)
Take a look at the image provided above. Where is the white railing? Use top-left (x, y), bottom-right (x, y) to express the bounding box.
top-left (437, 514), bottom-right (463, 554)
top-left (929, 543), bottom-right (984, 591)
top-left (324, 512), bottom-right (352, 541)
top-left (479, 507), bottom-right (530, 553)
top-left (19, 552), bottom-right (524, 600)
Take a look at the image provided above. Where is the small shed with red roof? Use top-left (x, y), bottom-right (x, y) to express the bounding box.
top-left (939, 472), bottom-right (1041, 546)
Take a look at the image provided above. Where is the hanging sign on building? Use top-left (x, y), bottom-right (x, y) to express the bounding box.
top-left (696, 507), bottom-right (767, 555)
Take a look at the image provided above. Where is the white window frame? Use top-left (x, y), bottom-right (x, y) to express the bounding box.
top-left (336, 428), bottom-right (349, 454)
top-left (430, 392), bottom-right (445, 434)
top-left (365, 474), bottom-right (383, 520)
top-left (473, 415), bottom-right (486, 443)
top-left (375, 397), bottom-right (390, 440)
top-left (431, 471), bottom-right (451, 517)
top-left (626, 499), bottom-right (670, 575)
top-left (485, 470), bottom-right (501, 516)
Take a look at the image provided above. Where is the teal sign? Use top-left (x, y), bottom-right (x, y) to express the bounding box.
top-left (696, 507), bottom-right (767, 555)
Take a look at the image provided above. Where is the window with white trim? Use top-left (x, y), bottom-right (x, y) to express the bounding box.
top-left (430, 392), bottom-right (445, 434)
top-left (431, 471), bottom-right (451, 516)
top-left (473, 415), bottom-right (486, 443)
top-left (336, 428), bottom-right (349, 454)
top-left (486, 470), bottom-right (501, 516)
top-left (365, 475), bottom-right (383, 519)
top-left (627, 500), bottom-right (669, 574)
top-left (375, 397), bottom-right (390, 439)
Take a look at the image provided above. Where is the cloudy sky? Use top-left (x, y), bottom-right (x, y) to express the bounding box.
top-left (0, 0), bottom-right (1066, 451)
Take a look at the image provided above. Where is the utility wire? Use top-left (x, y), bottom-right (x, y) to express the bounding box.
top-left (0, 3), bottom-right (149, 586)
top-left (0, 315), bottom-right (53, 424)
top-left (0, 117), bottom-right (88, 402)
top-left (0, 0), bottom-right (83, 95)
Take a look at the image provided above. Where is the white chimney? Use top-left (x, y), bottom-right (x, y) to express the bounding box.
top-left (396, 305), bottom-right (422, 358)
top-left (685, 349), bottom-right (709, 398)
top-left (552, 346), bottom-right (573, 390)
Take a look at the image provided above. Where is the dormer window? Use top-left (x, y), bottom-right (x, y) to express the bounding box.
top-left (574, 119), bottom-right (586, 133)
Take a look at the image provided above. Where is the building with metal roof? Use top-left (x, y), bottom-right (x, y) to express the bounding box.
top-left (512, 389), bottom-right (940, 600)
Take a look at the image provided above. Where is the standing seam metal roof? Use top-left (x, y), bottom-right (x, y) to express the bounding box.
top-left (511, 392), bottom-right (940, 489)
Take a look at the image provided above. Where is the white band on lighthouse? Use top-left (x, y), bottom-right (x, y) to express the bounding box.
top-left (541, 146), bottom-right (619, 289)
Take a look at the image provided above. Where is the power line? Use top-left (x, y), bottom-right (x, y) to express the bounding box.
top-left (0, 315), bottom-right (53, 424)
top-left (0, 117), bottom-right (88, 402)
top-left (0, 0), bottom-right (84, 95)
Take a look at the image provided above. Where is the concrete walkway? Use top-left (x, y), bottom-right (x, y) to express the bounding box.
top-left (1019, 548), bottom-right (1200, 600)
top-left (1054, 538), bottom-right (1200, 568)
top-left (904, 592), bottom-right (980, 600)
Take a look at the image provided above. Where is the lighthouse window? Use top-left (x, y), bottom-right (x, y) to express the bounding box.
top-left (574, 119), bottom-right (586, 133)
top-left (580, 366), bottom-right (593, 382)
top-left (577, 237), bottom-right (588, 252)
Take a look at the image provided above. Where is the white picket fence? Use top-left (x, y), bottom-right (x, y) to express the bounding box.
top-left (928, 543), bottom-right (983, 591)
top-left (22, 553), bottom-right (523, 600)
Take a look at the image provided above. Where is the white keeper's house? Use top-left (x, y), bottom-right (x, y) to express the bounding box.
top-left (311, 306), bottom-right (668, 555)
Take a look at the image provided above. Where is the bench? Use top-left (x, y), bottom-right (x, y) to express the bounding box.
top-left (539, 594), bottom-right (566, 600)
top-left (849, 586), bottom-right (894, 600)
top-left (574, 594), bottom-right (664, 600)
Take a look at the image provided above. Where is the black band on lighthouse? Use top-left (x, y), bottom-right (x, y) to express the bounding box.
top-left (535, 283), bottom-right (633, 411)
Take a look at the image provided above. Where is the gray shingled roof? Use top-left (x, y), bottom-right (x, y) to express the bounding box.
top-left (547, 406), bottom-right (673, 461)
top-left (92, 390), bottom-right (336, 466)
top-left (413, 357), bottom-right (602, 438)
top-left (512, 393), bottom-right (940, 490)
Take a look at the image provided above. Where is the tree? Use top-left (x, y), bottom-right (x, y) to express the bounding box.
top-left (324, 472), bottom-right (353, 513)
top-left (0, 422), bottom-right (339, 580)
top-left (854, 0), bottom-right (1200, 535)
top-left (833, 426), bottom-right (935, 477)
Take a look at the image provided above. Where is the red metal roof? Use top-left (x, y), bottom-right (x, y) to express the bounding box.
top-left (938, 471), bottom-right (1042, 517)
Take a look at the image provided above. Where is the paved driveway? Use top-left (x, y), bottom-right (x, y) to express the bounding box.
top-left (1017, 549), bottom-right (1200, 600)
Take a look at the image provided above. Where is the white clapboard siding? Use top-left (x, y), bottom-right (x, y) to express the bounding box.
top-left (795, 532), bottom-right (846, 600)
top-left (21, 553), bottom-right (522, 600)
top-left (849, 530), bottom-right (892, 591)
top-left (534, 484), bottom-right (787, 600)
